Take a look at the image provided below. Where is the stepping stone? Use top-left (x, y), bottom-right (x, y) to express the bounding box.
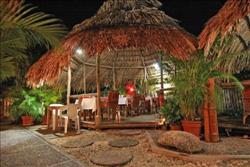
top-left (109, 138), bottom-right (139, 148)
top-left (54, 131), bottom-right (82, 137)
top-left (62, 140), bottom-right (93, 148)
top-left (109, 130), bottom-right (142, 136)
top-left (90, 150), bottom-right (133, 166)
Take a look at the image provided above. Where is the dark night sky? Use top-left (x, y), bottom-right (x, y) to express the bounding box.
top-left (25, 0), bottom-right (227, 36)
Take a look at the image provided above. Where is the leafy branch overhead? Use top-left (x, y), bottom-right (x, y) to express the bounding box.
top-left (0, 0), bottom-right (68, 82)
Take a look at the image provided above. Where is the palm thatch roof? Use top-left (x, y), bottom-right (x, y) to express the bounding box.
top-left (198, 0), bottom-right (250, 73)
top-left (26, 0), bottom-right (197, 90)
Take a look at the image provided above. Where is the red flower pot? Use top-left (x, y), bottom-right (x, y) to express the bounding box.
top-left (181, 120), bottom-right (201, 137)
top-left (21, 116), bottom-right (34, 126)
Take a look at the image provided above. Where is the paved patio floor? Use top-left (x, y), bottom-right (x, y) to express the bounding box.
top-left (0, 126), bottom-right (86, 167)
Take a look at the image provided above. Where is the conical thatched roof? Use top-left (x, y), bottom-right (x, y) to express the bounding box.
top-left (26, 0), bottom-right (197, 90)
top-left (199, 0), bottom-right (250, 73)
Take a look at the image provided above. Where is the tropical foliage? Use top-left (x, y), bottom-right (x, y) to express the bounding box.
top-left (167, 51), bottom-right (243, 120)
top-left (161, 97), bottom-right (182, 124)
top-left (10, 86), bottom-right (62, 123)
top-left (0, 0), bottom-right (67, 83)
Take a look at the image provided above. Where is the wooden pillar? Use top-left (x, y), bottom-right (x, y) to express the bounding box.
top-left (66, 66), bottom-right (71, 104)
top-left (95, 55), bottom-right (101, 129)
top-left (203, 94), bottom-right (210, 142)
top-left (160, 53), bottom-right (164, 91)
top-left (208, 78), bottom-right (219, 142)
top-left (112, 62), bottom-right (116, 90)
top-left (144, 67), bottom-right (147, 95)
top-left (159, 52), bottom-right (164, 107)
top-left (83, 64), bottom-right (86, 93)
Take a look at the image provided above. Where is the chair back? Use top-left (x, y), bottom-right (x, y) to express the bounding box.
top-left (108, 91), bottom-right (119, 108)
top-left (66, 104), bottom-right (79, 119)
top-left (132, 94), bottom-right (141, 108)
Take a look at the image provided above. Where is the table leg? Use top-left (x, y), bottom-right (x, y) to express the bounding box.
top-left (55, 110), bottom-right (58, 131)
top-left (47, 109), bottom-right (51, 129)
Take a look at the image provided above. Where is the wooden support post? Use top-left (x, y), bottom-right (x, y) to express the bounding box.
top-left (208, 78), bottom-right (219, 142)
top-left (112, 62), bottom-right (116, 90)
top-left (144, 69), bottom-right (147, 95)
top-left (203, 94), bottom-right (210, 142)
top-left (159, 52), bottom-right (164, 107)
top-left (160, 53), bottom-right (164, 91)
top-left (140, 51), bottom-right (148, 95)
top-left (83, 64), bottom-right (86, 93)
top-left (95, 55), bottom-right (101, 129)
top-left (67, 66), bottom-right (71, 104)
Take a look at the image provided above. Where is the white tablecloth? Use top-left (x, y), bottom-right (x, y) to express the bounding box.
top-left (118, 97), bottom-right (128, 105)
top-left (81, 96), bottom-right (96, 112)
top-left (49, 104), bottom-right (64, 107)
top-left (145, 96), bottom-right (153, 106)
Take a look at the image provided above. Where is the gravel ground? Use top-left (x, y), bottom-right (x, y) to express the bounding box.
top-left (47, 129), bottom-right (250, 167)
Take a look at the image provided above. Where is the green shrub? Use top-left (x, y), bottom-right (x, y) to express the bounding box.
top-left (161, 97), bottom-right (182, 124)
top-left (10, 86), bottom-right (62, 123)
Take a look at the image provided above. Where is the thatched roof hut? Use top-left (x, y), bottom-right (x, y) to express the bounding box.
top-left (26, 0), bottom-right (197, 90)
top-left (199, 0), bottom-right (250, 73)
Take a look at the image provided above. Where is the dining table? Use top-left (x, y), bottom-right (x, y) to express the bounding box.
top-left (79, 96), bottom-right (97, 120)
top-left (47, 104), bottom-right (65, 131)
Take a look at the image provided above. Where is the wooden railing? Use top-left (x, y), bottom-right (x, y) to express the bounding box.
top-left (220, 80), bottom-right (250, 116)
top-left (221, 88), bottom-right (243, 114)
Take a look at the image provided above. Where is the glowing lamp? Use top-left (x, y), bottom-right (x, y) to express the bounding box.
top-left (75, 47), bottom-right (84, 55)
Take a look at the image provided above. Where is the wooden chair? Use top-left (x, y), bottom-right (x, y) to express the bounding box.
top-left (152, 97), bottom-right (160, 113)
top-left (139, 95), bottom-right (146, 114)
top-left (59, 104), bottom-right (80, 134)
top-left (145, 99), bottom-right (151, 114)
top-left (107, 91), bottom-right (119, 121)
top-left (243, 96), bottom-right (250, 125)
top-left (131, 95), bottom-right (141, 116)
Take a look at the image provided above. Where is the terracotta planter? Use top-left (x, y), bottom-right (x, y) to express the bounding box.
top-left (169, 123), bottom-right (182, 131)
top-left (21, 116), bottom-right (33, 126)
top-left (181, 120), bottom-right (201, 137)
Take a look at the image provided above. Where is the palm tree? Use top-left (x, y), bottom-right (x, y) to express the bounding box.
top-left (0, 0), bottom-right (67, 83)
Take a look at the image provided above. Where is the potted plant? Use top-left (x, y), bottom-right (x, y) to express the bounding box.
top-left (168, 51), bottom-right (242, 137)
top-left (32, 86), bottom-right (62, 125)
top-left (161, 97), bottom-right (182, 130)
top-left (18, 90), bottom-right (43, 126)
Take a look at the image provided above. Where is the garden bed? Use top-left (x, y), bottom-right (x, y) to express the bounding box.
top-left (35, 127), bottom-right (250, 167)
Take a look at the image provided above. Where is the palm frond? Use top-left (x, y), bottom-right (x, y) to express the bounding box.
top-left (0, 0), bottom-right (68, 83)
top-left (0, 56), bottom-right (16, 82)
top-left (0, 0), bottom-right (68, 49)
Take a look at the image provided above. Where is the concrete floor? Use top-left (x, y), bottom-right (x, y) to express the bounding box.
top-left (0, 125), bottom-right (86, 167)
